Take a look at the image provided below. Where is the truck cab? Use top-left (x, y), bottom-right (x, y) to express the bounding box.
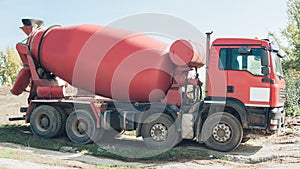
top-left (206, 38), bottom-right (285, 134)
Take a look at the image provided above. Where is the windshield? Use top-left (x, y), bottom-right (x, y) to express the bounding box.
top-left (271, 52), bottom-right (284, 78)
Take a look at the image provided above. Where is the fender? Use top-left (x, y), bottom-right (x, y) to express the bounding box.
top-left (225, 98), bottom-right (249, 128)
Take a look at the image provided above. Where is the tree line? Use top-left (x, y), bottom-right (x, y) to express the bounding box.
top-left (0, 47), bottom-right (22, 86)
top-left (280, 0), bottom-right (300, 115)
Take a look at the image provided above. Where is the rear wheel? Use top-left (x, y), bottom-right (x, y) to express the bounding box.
top-left (30, 105), bottom-right (63, 138)
top-left (65, 110), bottom-right (100, 144)
top-left (54, 106), bottom-right (67, 137)
top-left (141, 114), bottom-right (179, 150)
top-left (201, 112), bottom-right (243, 152)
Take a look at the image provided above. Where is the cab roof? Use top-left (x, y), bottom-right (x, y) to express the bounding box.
top-left (212, 38), bottom-right (269, 47)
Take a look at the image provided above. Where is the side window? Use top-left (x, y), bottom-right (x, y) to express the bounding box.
top-left (219, 49), bottom-right (227, 70)
top-left (232, 55), bottom-right (242, 70)
top-left (247, 55), bottom-right (262, 75)
top-left (219, 48), bottom-right (263, 76)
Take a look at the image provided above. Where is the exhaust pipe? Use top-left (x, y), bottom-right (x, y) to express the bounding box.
top-left (205, 31), bottom-right (213, 94)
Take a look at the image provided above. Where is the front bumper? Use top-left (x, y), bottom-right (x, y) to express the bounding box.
top-left (268, 107), bottom-right (285, 132)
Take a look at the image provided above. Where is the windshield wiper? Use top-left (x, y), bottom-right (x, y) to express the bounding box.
top-left (277, 73), bottom-right (284, 80)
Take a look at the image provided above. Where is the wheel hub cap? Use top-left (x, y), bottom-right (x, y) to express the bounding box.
top-left (212, 123), bottom-right (231, 143)
top-left (40, 116), bottom-right (50, 128)
top-left (150, 123), bottom-right (168, 142)
top-left (77, 121), bottom-right (87, 134)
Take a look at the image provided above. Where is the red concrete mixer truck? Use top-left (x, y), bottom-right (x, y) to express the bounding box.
top-left (9, 19), bottom-right (286, 152)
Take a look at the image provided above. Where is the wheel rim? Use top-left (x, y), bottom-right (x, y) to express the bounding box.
top-left (72, 118), bottom-right (88, 138)
top-left (150, 123), bottom-right (168, 142)
top-left (212, 123), bottom-right (232, 143)
top-left (35, 113), bottom-right (50, 131)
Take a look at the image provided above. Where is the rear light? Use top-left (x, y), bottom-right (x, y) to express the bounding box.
top-left (270, 119), bottom-right (279, 130)
top-left (270, 125), bottom-right (278, 130)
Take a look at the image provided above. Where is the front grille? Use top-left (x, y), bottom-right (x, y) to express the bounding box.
top-left (279, 88), bottom-right (286, 103)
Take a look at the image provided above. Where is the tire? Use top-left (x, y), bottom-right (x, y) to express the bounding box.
top-left (65, 110), bottom-right (98, 144)
top-left (141, 114), bottom-right (179, 150)
top-left (54, 106), bottom-right (67, 137)
top-left (201, 112), bottom-right (243, 152)
top-left (30, 105), bottom-right (63, 138)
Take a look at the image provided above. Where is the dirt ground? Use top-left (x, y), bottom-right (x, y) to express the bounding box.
top-left (0, 86), bottom-right (300, 169)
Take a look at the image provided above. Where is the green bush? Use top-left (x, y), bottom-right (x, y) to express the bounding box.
top-left (0, 47), bottom-right (22, 86)
top-left (284, 69), bottom-right (300, 116)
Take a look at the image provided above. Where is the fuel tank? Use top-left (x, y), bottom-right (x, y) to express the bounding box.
top-left (28, 23), bottom-right (174, 102)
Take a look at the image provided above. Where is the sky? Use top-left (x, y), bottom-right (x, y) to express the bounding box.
top-left (0, 0), bottom-right (288, 51)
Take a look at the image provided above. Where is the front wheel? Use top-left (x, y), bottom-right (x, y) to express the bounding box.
top-left (201, 112), bottom-right (243, 152)
top-left (141, 114), bottom-right (179, 150)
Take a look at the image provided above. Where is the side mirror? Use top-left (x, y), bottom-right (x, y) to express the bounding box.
top-left (261, 66), bottom-right (270, 76)
top-left (238, 47), bottom-right (252, 55)
top-left (277, 49), bottom-right (287, 58)
top-left (261, 51), bottom-right (270, 66)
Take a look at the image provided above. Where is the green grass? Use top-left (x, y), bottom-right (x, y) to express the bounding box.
top-left (124, 131), bottom-right (136, 136)
top-left (0, 125), bottom-right (118, 158)
top-left (294, 109), bottom-right (300, 115)
top-left (0, 146), bottom-right (67, 167)
top-left (286, 109), bottom-right (300, 116)
top-left (0, 125), bottom-right (210, 163)
top-left (0, 148), bottom-right (15, 159)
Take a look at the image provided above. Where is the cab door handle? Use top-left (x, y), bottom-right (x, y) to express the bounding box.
top-left (227, 86), bottom-right (234, 93)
